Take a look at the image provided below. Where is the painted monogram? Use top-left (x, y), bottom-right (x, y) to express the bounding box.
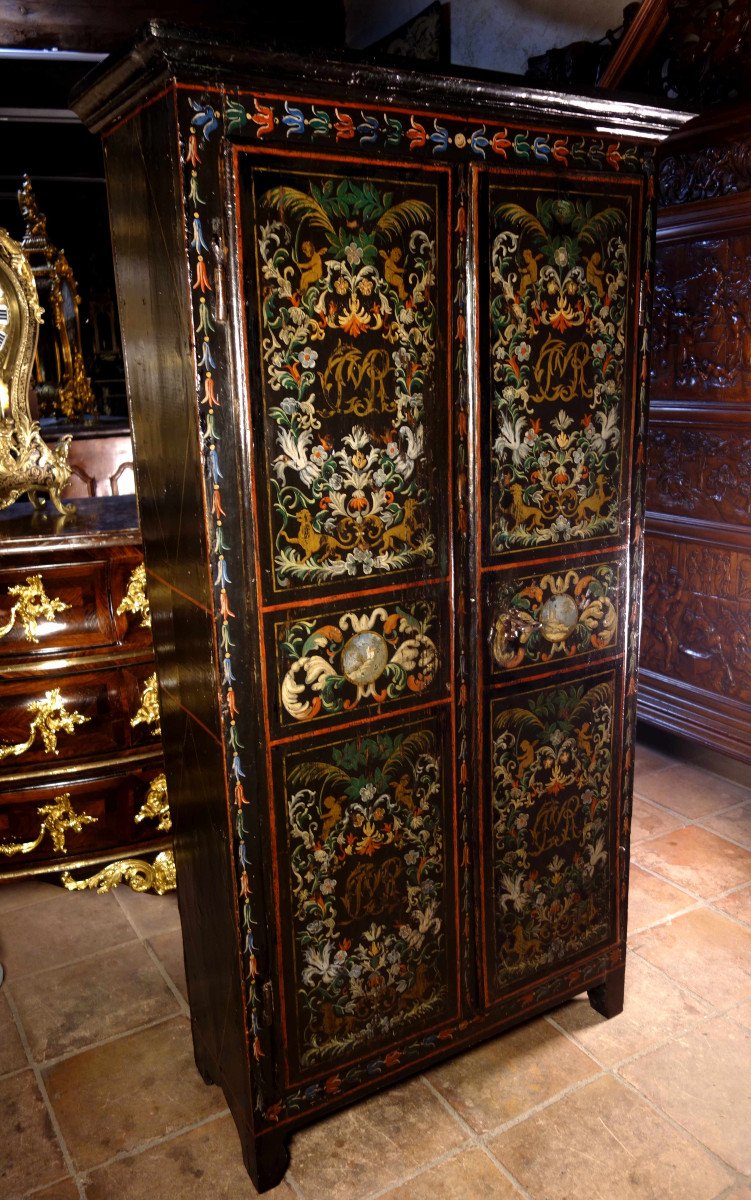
top-left (491, 677), bottom-right (614, 990)
top-left (276, 600), bottom-right (439, 723)
top-left (285, 725), bottom-right (447, 1067)
top-left (489, 186), bottom-right (630, 549)
top-left (253, 170), bottom-right (439, 587)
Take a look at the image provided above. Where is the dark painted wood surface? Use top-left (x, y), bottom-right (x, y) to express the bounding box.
top-left (73, 25), bottom-right (689, 1191)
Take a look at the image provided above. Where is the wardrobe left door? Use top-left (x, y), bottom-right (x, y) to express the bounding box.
top-left (234, 148), bottom-right (466, 1091)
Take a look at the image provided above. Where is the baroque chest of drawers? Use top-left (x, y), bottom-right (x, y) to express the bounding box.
top-left (73, 25), bottom-right (688, 1190)
top-left (0, 495), bottom-right (170, 890)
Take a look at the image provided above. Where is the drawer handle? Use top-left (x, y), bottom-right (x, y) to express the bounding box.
top-left (0, 574), bottom-right (70, 643)
top-left (135, 772), bottom-right (171, 831)
top-left (0, 792), bottom-right (97, 857)
top-left (117, 563), bottom-right (151, 628)
top-left (131, 672), bottom-right (161, 736)
top-left (61, 849), bottom-right (175, 895)
top-left (60, 773), bottom-right (174, 895)
top-left (0, 688), bottom-right (88, 761)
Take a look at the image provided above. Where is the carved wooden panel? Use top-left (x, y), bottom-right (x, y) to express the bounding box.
top-left (652, 231), bottom-right (751, 401)
top-left (641, 533), bottom-right (751, 704)
top-left (646, 419), bottom-right (751, 524)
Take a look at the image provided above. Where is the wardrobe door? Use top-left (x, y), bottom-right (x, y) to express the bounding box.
top-left (474, 168), bottom-right (645, 1011)
top-left (234, 151), bottom-right (465, 1086)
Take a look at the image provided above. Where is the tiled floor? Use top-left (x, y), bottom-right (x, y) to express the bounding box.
top-left (1, 740), bottom-right (750, 1200)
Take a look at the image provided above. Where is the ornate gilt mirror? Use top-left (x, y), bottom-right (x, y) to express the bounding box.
top-left (0, 225), bottom-right (74, 513)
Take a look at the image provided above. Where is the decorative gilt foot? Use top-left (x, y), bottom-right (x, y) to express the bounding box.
top-left (61, 849), bottom-right (176, 895)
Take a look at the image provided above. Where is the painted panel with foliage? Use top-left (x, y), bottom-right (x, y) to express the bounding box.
top-left (488, 182), bottom-right (634, 552)
top-left (489, 673), bottom-right (616, 995)
top-left (249, 167), bottom-right (446, 591)
top-left (279, 716), bottom-right (455, 1074)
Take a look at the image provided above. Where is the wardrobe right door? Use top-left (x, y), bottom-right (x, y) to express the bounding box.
top-left (473, 166), bottom-right (646, 1013)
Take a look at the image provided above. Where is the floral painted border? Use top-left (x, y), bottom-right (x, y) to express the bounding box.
top-left (223, 93), bottom-right (647, 175)
top-left (184, 97), bottom-right (271, 1109)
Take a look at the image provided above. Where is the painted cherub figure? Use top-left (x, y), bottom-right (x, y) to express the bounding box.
top-left (297, 239), bottom-right (324, 293)
top-left (380, 245), bottom-right (408, 300)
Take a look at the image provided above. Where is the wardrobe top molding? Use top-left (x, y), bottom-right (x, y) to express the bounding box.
top-left (71, 20), bottom-right (694, 142)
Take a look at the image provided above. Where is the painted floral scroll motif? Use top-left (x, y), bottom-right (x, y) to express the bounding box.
top-left (253, 170), bottom-right (441, 589)
top-left (489, 186), bottom-right (632, 550)
top-left (490, 675), bottom-right (615, 992)
top-left (276, 599), bottom-right (439, 725)
top-left (284, 723), bottom-right (449, 1068)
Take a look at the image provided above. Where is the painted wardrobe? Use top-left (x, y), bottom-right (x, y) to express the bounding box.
top-left (73, 25), bottom-right (688, 1191)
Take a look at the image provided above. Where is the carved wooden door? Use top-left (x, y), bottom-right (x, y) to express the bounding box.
top-left (236, 155), bottom-right (462, 1083)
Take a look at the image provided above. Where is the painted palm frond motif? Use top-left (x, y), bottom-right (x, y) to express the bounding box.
top-left (374, 198), bottom-right (434, 240)
top-left (489, 185), bottom-right (630, 552)
top-left (284, 723), bottom-right (447, 1068)
top-left (263, 185), bottom-right (336, 238)
top-left (490, 677), bottom-right (615, 993)
top-left (256, 170), bottom-right (439, 589)
top-left (382, 728), bottom-right (435, 778)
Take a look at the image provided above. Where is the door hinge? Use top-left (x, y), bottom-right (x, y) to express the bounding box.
top-left (638, 279), bottom-right (646, 328)
top-left (261, 979), bottom-right (274, 1027)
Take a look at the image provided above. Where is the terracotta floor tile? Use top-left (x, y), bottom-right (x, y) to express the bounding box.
top-left (0, 889), bottom-right (136, 980)
top-left (714, 885), bottom-right (751, 927)
top-left (0, 1070), bottom-right (67, 1199)
top-left (114, 886), bottom-right (182, 938)
top-left (620, 1016), bottom-right (751, 1174)
top-left (732, 999), bottom-right (751, 1031)
top-left (425, 1017), bottom-right (598, 1134)
top-left (633, 826), bottom-right (751, 899)
top-left (0, 990), bottom-right (27, 1076)
top-left (551, 953), bottom-right (712, 1066)
top-left (289, 1077), bottom-right (469, 1200)
top-left (634, 763), bottom-right (749, 819)
top-left (43, 1015), bottom-right (227, 1170)
top-left (378, 1148), bottom-right (520, 1200)
top-left (0, 878), bottom-right (62, 913)
top-left (629, 795), bottom-right (686, 845)
top-left (632, 908), bottom-right (751, 1006)
top-left (31, 1179), bottom-right (79, 1199)
top-left (147, 927), bottom-right (189, 1003)
top-left (489, 1074), bottom-right (731, 1200)
top-left (11, 940), bottom-right (180, 1063)
top-left (83, 1114), bottom-right (295, 1199)
top-left (634, 742), bottom-right (675, 777)
top-left (627, 864), bottom-right (694, 933)
top-left (703, 802), bottom-right (751, 851)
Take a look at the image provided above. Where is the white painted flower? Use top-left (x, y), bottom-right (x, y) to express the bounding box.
top-left (298, 347), bottom-right (318, 369)
top-left (310, 444), bottom-right (328, 465)
top-left (345, 242), bottom-right (363, 266)
top-left (516, 341), bottom-right (531, 362)
top-left (554, 246), bottom-right (568, 267)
